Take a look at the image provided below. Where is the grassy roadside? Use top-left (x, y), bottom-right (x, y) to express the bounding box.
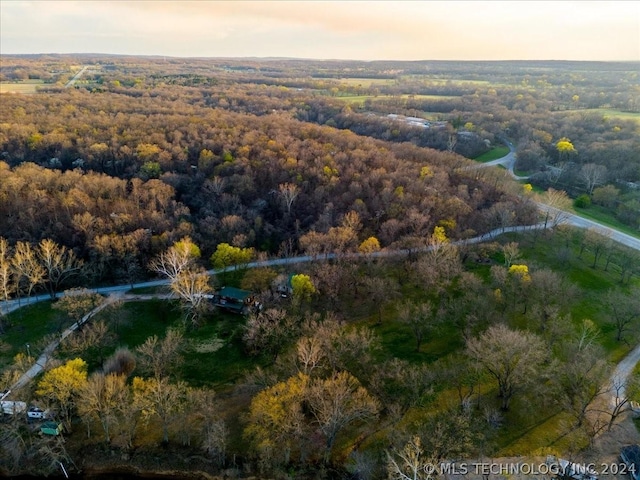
top-left (573, 204), bottom-right (640, 240)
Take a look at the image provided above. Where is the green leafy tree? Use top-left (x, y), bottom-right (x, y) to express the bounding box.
top-left (210, 243), bottom-right (254, 271)
top-left (291, 273), bottom-right (316, 304)
top-left (139, 161), bottom-right (161, 180)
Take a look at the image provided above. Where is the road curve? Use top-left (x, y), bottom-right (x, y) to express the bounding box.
top-left (0, 223), bottom-right (552, 317)
top-left (3, 143), bottom-right (640, 412)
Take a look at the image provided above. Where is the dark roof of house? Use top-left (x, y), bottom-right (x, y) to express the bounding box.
top-left (217, 286), bottom-right (252, 302)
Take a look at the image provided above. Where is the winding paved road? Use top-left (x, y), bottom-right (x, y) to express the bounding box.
top-left (475, 140), bottom-right (640, 414)
top-left (3, 144), bottom-right (640, 418)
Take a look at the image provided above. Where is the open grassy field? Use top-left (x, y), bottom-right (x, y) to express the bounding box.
top-left (337, 77), bottom-right (397, 87)
top-left (473, 145), bottom-right (510, 162)
top-left (332, 93), bottom-right (458, 105)
top-left (582, 108), bottom-right (640, 123)
top-left (558, 108), bottom-right (640, 124)
top-left (0, 81), bottom-right (43, 94)
top-left (0, 300), bottom-right (69, 369)
top-left (75, 297), bottom-right (270, 388)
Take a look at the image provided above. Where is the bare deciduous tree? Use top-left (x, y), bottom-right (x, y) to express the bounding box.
top-left (170, 268), bottom-right (212, 326)
top-left (306, 371), bottom-right (380, 462)
top-left (278, 182), bottom-right (299, 215)
top-left (243, 308), bottom-right (297, 361)
top-left (135, 328), bottom-right (184, 380)
top-left (397, 301), bottom-right (439, 352)
top-left (539, 188), bottom-right (572, 230)
top-left (53, 288), bottom-right (103, 325)
top-left (133, 376), bottom-right (188, 444)
top-left (467, 324), bottom-right (547, 410)
top-left (579, 163), bottom-right (607, 195)
top-left (501, 241), bottom-right (521, 267)
top-left (553, 343), bottom-right (611, 427)
top-left (604, 287), bottom-right (640, 342)
top-left (12, 241), bottom-right (45, 302)
top-left (387, 436), bottom-right (438, 480)
top-left (77, 372), bottom-right (128, 443)
top-left (148, 236), bottom-right (200, 281)
top-left (103, 347), bottom-right (136, 377)
top-left (37, 239), bottom-right (83, 299)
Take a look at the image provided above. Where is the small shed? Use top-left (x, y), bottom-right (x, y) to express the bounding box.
top-left (41, 421), bottom-right (63, 436)
top-left (212, 287), bottom-right (260, 315)
top-left (275, 273), bottom-right (295, 297)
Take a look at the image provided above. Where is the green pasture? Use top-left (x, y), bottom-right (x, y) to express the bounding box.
top-left (87, 299), bottom-right (267, 387)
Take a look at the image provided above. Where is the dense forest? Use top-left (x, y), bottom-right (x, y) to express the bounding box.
top-left (1, 56), bottom-right (640, 479)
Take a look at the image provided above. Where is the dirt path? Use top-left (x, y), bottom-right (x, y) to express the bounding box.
top-left (8, 292), bottom-right (174, 393)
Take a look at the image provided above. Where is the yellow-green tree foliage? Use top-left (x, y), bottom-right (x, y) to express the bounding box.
top-left (556, 137), bottom-right (576, 155)
top-left (173, 237), bottom-right (201, 259)
top-left (210, 243), bottom-right (254, 270)
top-left (358, 236), bottom-right (381, 255)
top-left (36, 357), bottom-right (88, 422)
top-left (508, 264), bottom-right (531, 283)
top-left (432, 226), bottom-right (449, 244)
top-left (291, 274), bottom-right (316, 302)
top-left (419, 165), bottom-right (433, 179)
top-left (135, 143), bottom-right (161, 161)
top-left (244, 373), bottom-right (309, 465)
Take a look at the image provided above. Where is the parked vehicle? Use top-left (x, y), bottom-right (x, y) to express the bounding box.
top-left (620, 445), bottom-right (640, 480)
top-left (27, 406), bottom-right (50, 419)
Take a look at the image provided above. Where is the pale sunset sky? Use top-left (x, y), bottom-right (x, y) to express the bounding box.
top-left (1, 1), bottom-right (638, 61)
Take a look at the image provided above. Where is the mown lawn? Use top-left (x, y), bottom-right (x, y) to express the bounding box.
top-left (85, 298), bottom-right (268, 387)
top-left (473, 145), bottom-right (510, 162)
top-left (0, 300), bottom-right (71, 369)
